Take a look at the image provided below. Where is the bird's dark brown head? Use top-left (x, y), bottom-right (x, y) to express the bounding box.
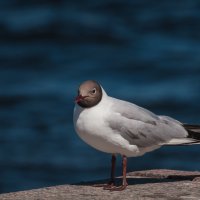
top-left (75, 80), bottom-right (102, 108)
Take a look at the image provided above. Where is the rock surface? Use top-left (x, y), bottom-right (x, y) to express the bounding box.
top-left (1, 169), bottom-right (200, 200)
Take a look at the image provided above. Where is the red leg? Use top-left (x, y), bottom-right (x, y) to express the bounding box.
top-left (111, 154), bottom-right (116, 183)
top-left (103, 154), bottom-right (116, 189)
top-left (105, 155), bottom-right (128, 191)
top-left (121, 155), bottom-right (128, 189)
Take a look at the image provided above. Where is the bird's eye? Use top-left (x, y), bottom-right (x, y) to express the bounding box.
top-left (91, 88), bottom-right (96, 94)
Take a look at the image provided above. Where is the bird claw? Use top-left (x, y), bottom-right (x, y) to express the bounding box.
top-left (103, 182), bottom-right (115, 190)
top-left (104, 184), bottom-right (127, 191)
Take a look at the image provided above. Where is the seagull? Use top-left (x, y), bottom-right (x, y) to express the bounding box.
top-left (73, 80), bottom-right (200, 191)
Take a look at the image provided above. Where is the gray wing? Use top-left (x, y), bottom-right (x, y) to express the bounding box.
top-left (109, 97), bottom-right (159, 125)
top-left (108, 97), bottom-right (188, 148)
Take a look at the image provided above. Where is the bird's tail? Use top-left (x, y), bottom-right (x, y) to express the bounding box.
top-left (184, 124), bottom-right (200, 142)
top-left (164, 124), bottom-right (200, 146)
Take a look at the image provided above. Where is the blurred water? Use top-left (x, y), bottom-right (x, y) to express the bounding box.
top-left (1, 0), bottom-right (200, 194)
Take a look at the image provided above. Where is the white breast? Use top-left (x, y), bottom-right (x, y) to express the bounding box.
top-left (73, 99), bottom-right (117, 153)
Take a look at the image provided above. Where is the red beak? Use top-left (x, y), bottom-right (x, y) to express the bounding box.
top-left (75, 95), bottom-right (85, 103)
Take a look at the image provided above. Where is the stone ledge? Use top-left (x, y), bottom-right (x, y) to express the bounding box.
top-left (1, 169), bottom-right (200, 200)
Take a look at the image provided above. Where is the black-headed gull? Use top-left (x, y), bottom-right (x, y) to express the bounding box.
top-left (73, 80), bottom-right (200, 191)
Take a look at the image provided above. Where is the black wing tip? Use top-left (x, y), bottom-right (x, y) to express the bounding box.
top-left (183, 123), bottom-right (200, 129)
top-left (183, 123), bottom-right (200, 140)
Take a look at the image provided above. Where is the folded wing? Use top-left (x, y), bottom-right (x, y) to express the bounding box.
top-left (108, 97), bottom-right (194, 148)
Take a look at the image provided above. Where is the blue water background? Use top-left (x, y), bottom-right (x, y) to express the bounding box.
top-left (0, 0), bottom-right (200, 193)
